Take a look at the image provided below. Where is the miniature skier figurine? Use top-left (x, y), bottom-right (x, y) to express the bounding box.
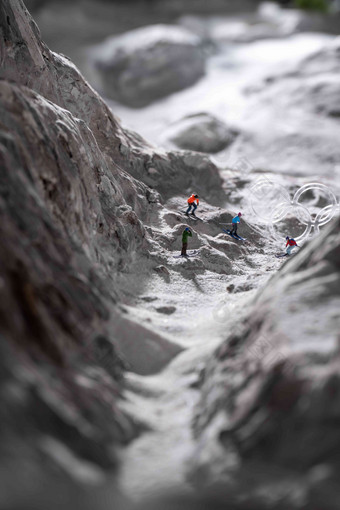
top-left (185, 194), bottom-right (199, 217)
top-left (231, 212), bottom-right (242, 236)
top-left (181, 227), bottom-right (192, 257)
top-left (285, 236), bottom-right (298, 255)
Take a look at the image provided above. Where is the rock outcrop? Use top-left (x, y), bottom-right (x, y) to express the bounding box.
top-left (191, 217), bottom-right (340, 508)
top-left (162, 113), bottom-right (239, 153)
top-left (91, 24), bottom-right (206, 108)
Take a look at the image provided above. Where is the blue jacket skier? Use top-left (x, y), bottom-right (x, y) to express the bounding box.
top-left (231, 212), bottom-right (242, 235)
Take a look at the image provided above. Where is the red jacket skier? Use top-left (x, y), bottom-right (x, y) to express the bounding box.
top-left (285, 236), bottom-right (297, 255)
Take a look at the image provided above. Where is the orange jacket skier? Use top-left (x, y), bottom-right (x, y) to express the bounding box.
top-left (185, 194), bottom-right (199, 217)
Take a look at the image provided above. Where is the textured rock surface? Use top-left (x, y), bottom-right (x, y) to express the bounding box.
top-left (91, 24), bottom-right (206, 107)
top-left (163, 113), bottom-right (239, 153)
top-left (0, 65), bottom-right (141, 489)
top-left (190, 218), bottom-right (340, 507)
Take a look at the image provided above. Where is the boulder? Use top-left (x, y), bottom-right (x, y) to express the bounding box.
top-left (163, 113), bottom-right (239, 153)
top-left (91, 24), bottom-right (206, 107)
top-left (156, 306), bottom-right (177, 315)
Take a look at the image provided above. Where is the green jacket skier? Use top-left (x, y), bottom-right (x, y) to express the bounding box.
top-left (181, 227), bottom-right (192, 257)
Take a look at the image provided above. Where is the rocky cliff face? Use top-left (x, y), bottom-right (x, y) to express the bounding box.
top-left (0, 4), bottom-right (142, 503)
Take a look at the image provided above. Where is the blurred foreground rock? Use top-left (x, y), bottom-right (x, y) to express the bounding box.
top-left (91, 24), bottom-right (206, 107)
top-left (191, 218), bottom-right (340, 508)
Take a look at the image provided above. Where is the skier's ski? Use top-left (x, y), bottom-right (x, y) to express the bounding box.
top-left (275, 253), bottom-right (288, 258)
top-left (183, 213), bottom-right (199, 221)
top-left (222, 229), bottom-right (246, 241)
top-left (222, 228), bottom-right (236, 238)
top-left (234, 233), bottom-right (247, 241)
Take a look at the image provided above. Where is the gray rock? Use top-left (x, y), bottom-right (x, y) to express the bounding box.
top-left (154, 265), bottom-right (170, 276)
top-left (144, 151), bottom-right (225, 205)
top-left (91, 24), bottom-right (206, 107)
top-left (164, 113), bottom-right (239, 153)
top-left (141, 296), bottom-right (158, 302)
top-left (156, 306), bottom-right (176, 315)
top-left (107, 310), bottom-right (183, 376)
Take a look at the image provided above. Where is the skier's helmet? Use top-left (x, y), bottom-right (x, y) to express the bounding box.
top-left (286, 236), bottom-right (289, 240)
top-left (238, 212), bottom-right (242, 216)
top-left (194, 194), bottom-right (199, 198)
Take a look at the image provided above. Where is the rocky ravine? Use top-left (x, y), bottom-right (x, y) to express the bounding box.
top-left (1, 2), bottom-right (339, 510)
